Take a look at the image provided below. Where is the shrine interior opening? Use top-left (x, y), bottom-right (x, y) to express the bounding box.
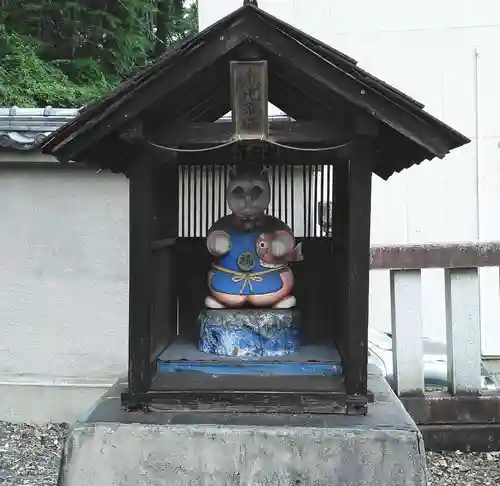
top-left (174, 159), bottom-right (339, 343)
top-left (144, 136), bottom-right (356, 413)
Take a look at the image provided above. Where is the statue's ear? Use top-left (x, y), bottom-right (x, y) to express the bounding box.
top-left (228, 166), bottom-right (237, 178)
top-left (260, 166), bottom-right (269, 176)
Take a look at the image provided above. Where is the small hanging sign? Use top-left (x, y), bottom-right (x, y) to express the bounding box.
top-left (230, 60), bottom-right (269, 140)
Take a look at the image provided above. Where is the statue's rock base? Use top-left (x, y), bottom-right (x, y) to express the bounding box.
top-left (58, 368), bottom-right (428, 486)
top-left (198, 308), bottom-right (300, 357)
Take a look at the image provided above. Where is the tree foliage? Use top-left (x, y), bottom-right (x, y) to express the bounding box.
top-left (0, 0), bottom-right (198, 107)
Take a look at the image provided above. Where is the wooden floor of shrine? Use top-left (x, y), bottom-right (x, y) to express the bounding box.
top-left (148, 338), bottom-right (347, 414)
top-left (157, 338), bottom-right (343, 377)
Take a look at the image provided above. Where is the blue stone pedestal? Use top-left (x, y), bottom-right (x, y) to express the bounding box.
top-left (198, 309), bottom-right (300, 358)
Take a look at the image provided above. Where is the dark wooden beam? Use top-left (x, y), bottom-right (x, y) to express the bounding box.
top-left (151, 120), bottom-right (351, 147)
top-left (420, 423), bottom-right (500, 453)
top-left (330, 162), bottom-right (349, 351)
top-left (402, 393), bottom-right (500, 426)
top-left (127, 153), bottom-right (154, 407)
top-left (341, 138), bottom-right (375, 408)
top-left (174, 144), bottom-right (350, 166)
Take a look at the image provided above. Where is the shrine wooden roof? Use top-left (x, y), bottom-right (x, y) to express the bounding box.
top-left (41, 3), bottom-right (469, 179)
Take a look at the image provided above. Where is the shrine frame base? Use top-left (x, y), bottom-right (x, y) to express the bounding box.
top-left (121, 371), bottom-right (374, 416)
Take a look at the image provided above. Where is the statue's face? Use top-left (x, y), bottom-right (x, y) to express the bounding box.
top-left (226, 170), bottom-right (270, 218)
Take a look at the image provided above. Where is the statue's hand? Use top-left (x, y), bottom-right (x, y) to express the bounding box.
top-left (207, 230), bottom-right (231, 256)
top-left (271, 231), bottom-right (294, 258)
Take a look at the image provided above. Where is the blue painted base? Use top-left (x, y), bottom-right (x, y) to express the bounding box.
top-left (199, 309), bottom-right (299, 358)
top-left (156, 339), bottom-right (343, 376)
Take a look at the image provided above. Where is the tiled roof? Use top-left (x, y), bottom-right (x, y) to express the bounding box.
top-left (0, 106), bottom-right (79, 151)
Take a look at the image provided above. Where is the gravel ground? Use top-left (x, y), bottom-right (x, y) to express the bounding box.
top-left (1, 422), bottom-right (500, 485)
top-left (0, 422), bottom-right (66, 486)
top-left (426, 450), bottom-right (500, 485)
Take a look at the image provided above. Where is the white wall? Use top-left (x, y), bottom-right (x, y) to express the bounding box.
top-left (0, 166), bottom-right (129, 386)
top-left (200, 0), bottom-right (500, 355)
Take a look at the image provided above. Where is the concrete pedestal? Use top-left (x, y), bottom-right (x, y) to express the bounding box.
top-left (59, 368), bottom-right (428, 486)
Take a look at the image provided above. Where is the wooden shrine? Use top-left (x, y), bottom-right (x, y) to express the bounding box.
top-left (41, 2), bottom-right (469, 415)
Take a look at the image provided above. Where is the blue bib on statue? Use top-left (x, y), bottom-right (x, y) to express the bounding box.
top-left (211, 230), bottom-right (283, 295)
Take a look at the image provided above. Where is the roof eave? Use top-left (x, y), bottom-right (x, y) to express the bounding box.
top-left (40, 3), bottom-right (470, 177)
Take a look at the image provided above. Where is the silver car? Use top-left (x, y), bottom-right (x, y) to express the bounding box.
top-left (367, 327), bottom-right (498, 391)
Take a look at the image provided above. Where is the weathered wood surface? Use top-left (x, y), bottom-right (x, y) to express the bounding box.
top-left (341, 139), bottom-right (373, 400)
top-left (231, 60), bottom-right (269, 140)
top-left (151, 120), bottom-right (350, 147)
top-left (149, 162), bottom-right (178, 362)
top-left (403, 394), bottom-right (500, 452)
top-left (127, 155), bottom-right (154, 398)
top-left (370, 242), bottom-right (500, 269)
top-left (123, 372), bottom-right (374, 415)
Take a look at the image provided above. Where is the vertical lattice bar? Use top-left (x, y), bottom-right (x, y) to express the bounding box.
top-left (302, 165), bottom-right (307, 237)
top-left (187, 165), bottom-right (192, 237)
top-left (278, 164), bottom-right (283, 221)
top-left (313, 164), bottom-right (319, 237)
top-left (204, 165), bottom-right (209, 236)
top-left (264, 165), bottom-right (268, 215)
top-left (307, 165), bottom-right (313, 238)
top-left (224, 166), bottom-right (229, 216)
top-left (320, 165), bottom-right (325, 236)
top-left (197, 166), bottom-right (201, 236)
top-left (193, 166), bottom-right (198, 237)
top-left (290, 165), bottom-right (295, 234)
top-left (327, 165), bottom-right (332, 236)
top-left (199, 166), bottom-right (202, 235)
top-left (219, 166), bottom-right (224, 220)
top-left (179, 166), bottom-right (184, 237)
top-left (268, 165), bottom-right (274, 214)
top-left (211, 164), bottom-right (216, 230)
top-left (270, 165), bottom-right (274, 217)
top-left (283, 165), bottom-right (291, 226)
top-left (223, 165), bottom-right (227, 218)
top-left (199, 166), bottom-right (203, 236)
top-left (390, 269), bottom-right (425, 396)
top-left (445, 267), bottom-right (482, 395)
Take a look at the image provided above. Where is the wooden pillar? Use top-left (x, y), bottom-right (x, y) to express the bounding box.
top-left (341, 139), bottom-right (374, 406)
top-left (149, 160), bottom-right (179, 360)
top-left (332, 161), bottom-right (349, 346)
top-left (127, 154), bottom-right (154, 403)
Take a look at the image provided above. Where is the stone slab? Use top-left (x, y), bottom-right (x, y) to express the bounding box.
top-left (0, 383), bottom-right (108, 424)
top-left (59, 367), bottom-right (428, 486)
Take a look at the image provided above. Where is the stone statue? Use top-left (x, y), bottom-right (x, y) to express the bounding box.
top-left (205, 164), bottom-right (302, 310)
